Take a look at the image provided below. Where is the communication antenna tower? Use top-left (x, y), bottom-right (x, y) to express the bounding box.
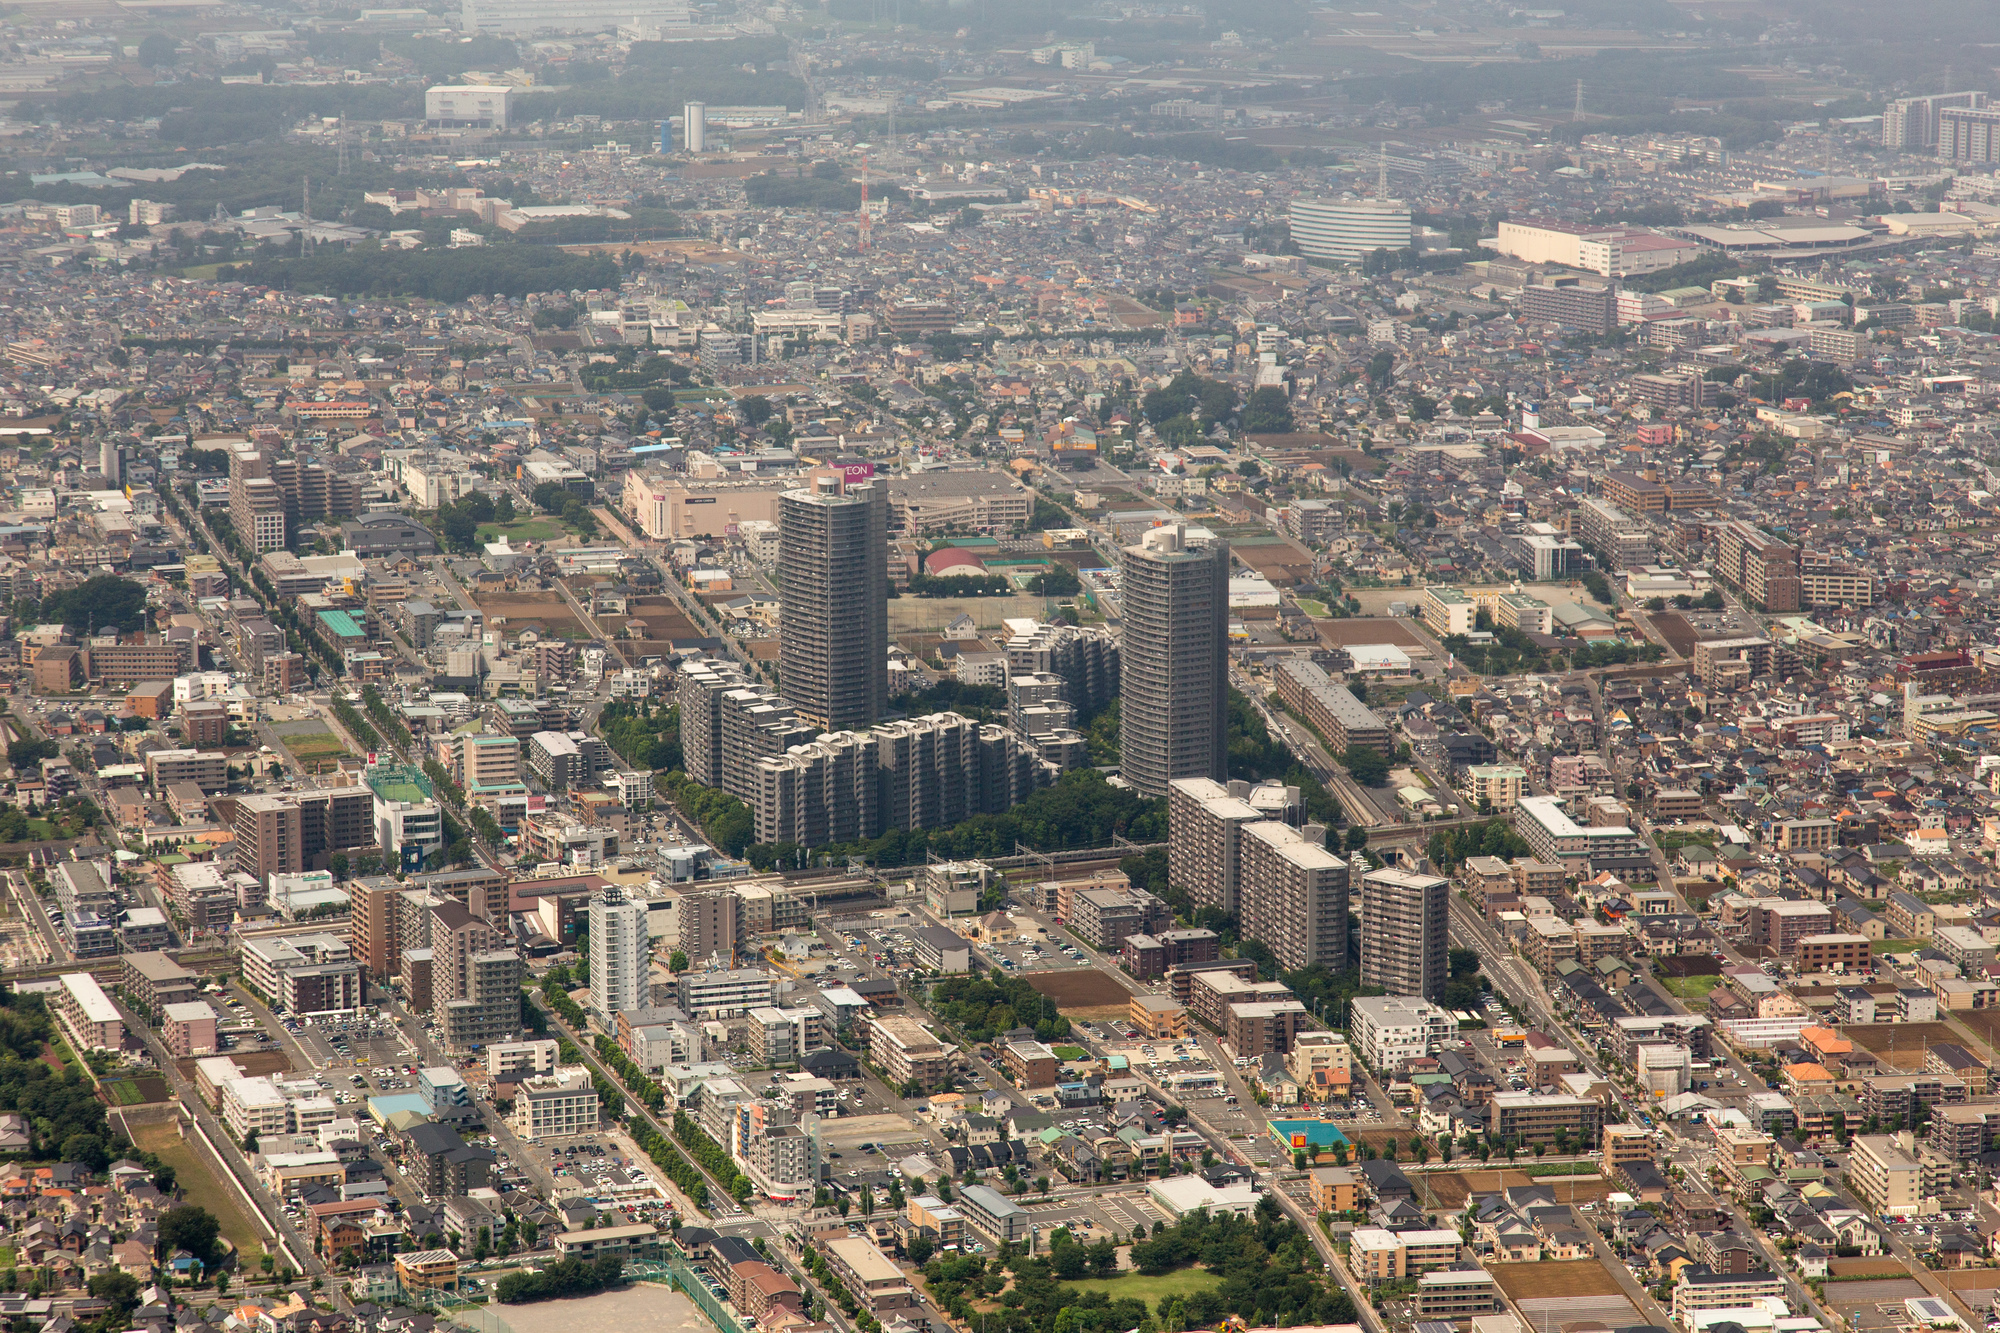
top-left (1378, 142), bottom-right (1388, 196)
top-left (302, 175), bottom-right (313, 256)
top-left (1573, 79), bottom-right (1584, 122)
top-left (859, 155), bottom-right (872, 251)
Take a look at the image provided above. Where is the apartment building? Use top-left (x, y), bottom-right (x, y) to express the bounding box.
top-left (1512, 796), bottom-right (1649, 877)
top-left (957, 1183), bottom-right (1032, 1246)
top-left (1490, 1092), bottom-right (1604, 1145)
top-left (1359, 867), bottom-right (1449, 1001)
top-left (145, 748), bottom-right (228, 794)
top-left (1238, 821), bottom-right (1349, 973)
top-left (1848, 1134), bottom-right (1923, 1213)
top-left (1349, 1228), bottom-right (1464, 1281)
top-left (510, 1069), bottom-right (601, 1141)
top-left (54, 972), bottom-right (124, 1052)
top-left (1460, 764), bottom-right (1528, 812)
top-left (1273, 659), bottom-right (1391, 757)
top-left (1575, 496), bottom-right (1653, 571)
top-left (1714, 520), bottom-right (1802, 612)
top-left (867, 1015), bottom-right (949, 1091)
top-left (1350, 995), bottom-right (1453, 1070)
top-left (822, 1237), bottom-right (918, 1314)
top-left (1419, 586), bottom-right (1476, 636)
top-left (121, 951), bottom-right (199, 1012)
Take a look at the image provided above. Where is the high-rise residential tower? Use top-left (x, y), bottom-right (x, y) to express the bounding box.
top-left (588, 884), bottom-right (649, 1023)
top-left (1118, 524), bottom-right (1229, 796)
top-left (1359, 867), bottom-right (1449, 1002)
top-left (779, 471), bottom-right (887, 732)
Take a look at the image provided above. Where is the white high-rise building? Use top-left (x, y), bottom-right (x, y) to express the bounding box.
top-left (588, 885), bottom-right (649, 1023)
top-left (1288, 198), bottom-right (1412, 262)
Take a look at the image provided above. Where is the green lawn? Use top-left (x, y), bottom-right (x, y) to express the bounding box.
top-left (476, 518), bottom-right (569, 544)
top-left (1062, 1269), bottom-right (1222, 1303)
top-left (1661, 974), bottom-right (1725, 1000)
top-left (128, 1122), bottom-right (265, 1261)
top-left (1295, 599), bottom-right (1331, 618)
top-left (1875, 938), bottom-right (1925, 954)
top-left (1052, 1046), bottom-right (1088, 1061)
top-left (104, 1080), bottom-right (147, 1105)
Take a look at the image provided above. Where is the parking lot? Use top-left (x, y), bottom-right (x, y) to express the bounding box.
top-left (520, 1128), bottom-right (676, 1223)
top-left (1013, 1184), bottom-right (1178, 1244)
top-left (283, 1007), bottom-right (418, 1074)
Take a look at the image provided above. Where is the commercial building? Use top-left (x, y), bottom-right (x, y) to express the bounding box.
top-left (1491, 219), bottom-right (1699, 277)
top-left (1796, 934), bottom-right (1871, 971)
top-left (779, 471), bottom-right (888, 731)
top-left (425, 84), bottom-right (514, 128)
top-left (1359, 868), bottom-right (1449, 1002)
top-left (1350, 995), bottom-right (1453, 1071)
top-left (1288, 197), bottom-right (1412, 261)
top-left (1119, 524), bottom-right (1229, 796)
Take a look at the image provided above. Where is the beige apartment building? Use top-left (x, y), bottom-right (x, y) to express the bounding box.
top-left (867, 1014), bottom-right (949, 1091)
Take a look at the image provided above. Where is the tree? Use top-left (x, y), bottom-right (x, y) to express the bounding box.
top-left (907, 1235), bottom-right (935, 1265)
top-left (158, 1205), bottom-right (224, 1272)
top-left (40, 575), bottom-right (150, 634)
top-left (137, 33), bottom-right (178, 65)
top-left (740, 395), bottom-right (775, 426)
top-left (89, 1273), bottom-right (140, 1315)
top-left (1244, 386), bottom-right (1294, 434)
top-left (668, 951), bottom-right (688, 973)
top-left (1343, 744), bottom-right (1390, 786)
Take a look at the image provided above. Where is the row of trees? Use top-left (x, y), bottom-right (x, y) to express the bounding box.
top-left (598, 700), bottom-right (682, 773)
top-left (592, 1033), bottom-right (666, 1114)
top-left (673, 1112), bottom-right (754, 1203)
top-left (496, 1254), bottom-right (624, 1304)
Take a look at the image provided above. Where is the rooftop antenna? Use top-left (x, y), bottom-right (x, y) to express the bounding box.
top-left (1573, 79), bottom-right (1584, 123)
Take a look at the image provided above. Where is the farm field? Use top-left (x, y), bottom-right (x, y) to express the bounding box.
top-left (1829, 1259), bottom-right (1917, 1278)
top-left (1487, 1260), bottom-right (1627, 1301)
top-left (1023, 969), bottom-right (1130, 1015)
top-left (1841, 1022), bottom-right (1968, 1069)
top-left (1313, 616), bottom-right (1429, 650)
top-left (1420, 1169), bottom-right (1614, 1209)
top-left (469, 590), bottom-right (586, 637)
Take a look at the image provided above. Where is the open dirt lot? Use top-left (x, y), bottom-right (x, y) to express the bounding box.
top-left (1842, 1022), bottom-right (1965, 1069)
top-left (176, 1049), bottom-right (290, 1080)
top-left (1231, 536), bottom-right (1317, 586)
top-left (1488, 1260), bottom-right (1628, 1301)
top-left (1314, 616), bottom-right (1429, 650)
top-left (497, 1284), bottom-right (714, 1333)
top-left (1829, 1259), bottom-right (1915, 1278)
top-left (1420, 1169), bottom-right (1613, 1209)
top-left (127, 1120), bottom-right (267, 1261)
top-left (1824, 1280), bottom-right (1929, 1304)
top-left (1935, 1010), bottom-right (2000, 1057)
top-left (891, 592), bottom-right (1067, 636)
top-left (1649, 612), bottom-right (1700, 657)
top-left (1024, 969), bottom-right (1131, 1014)
top-left (470, 590), bottom-right (586, 637)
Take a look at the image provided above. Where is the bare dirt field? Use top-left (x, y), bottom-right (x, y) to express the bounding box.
top-left (1650, 612), bottom-right (1700, 657)
top-left (1487, 1260), bottom-right (1628, 1301)
top-left (1024, 970), bottom-right (1131, 1013)
top-left (1936, 1009), bottom-right (2000, 1057)
top-left (1231, 536), bottom-right (1317, 586)
top-left (1420, 1169), bottom-right (1613, 1210)
top-left (1842, 1022), bottom-right (1965, 1069)
top-left (891, 592), bottom-right (1064, 636)
top-left (1829, 1259), bottom-right (1915, 1278)
top-left (1823, 1280), bottom-right (1929, 1304)
top-left (497, 1284), bottom-right (713, 1333)
top-left (176, 1049), bottom-right (290, 1080)
top-left (470, 590), bottom-right (586, 637)
top-left (626, 596), bottom-right (701, 638)
top-left (1314, 616), bottom-right (1429, 650)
